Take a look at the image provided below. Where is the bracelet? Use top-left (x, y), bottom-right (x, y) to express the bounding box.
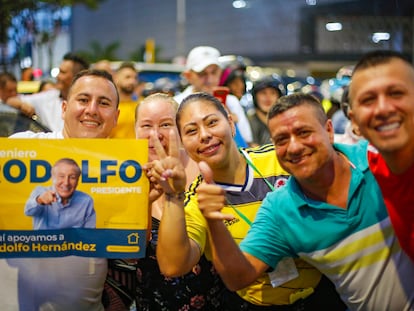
top-left (165, 192), bottom-right (186, 201)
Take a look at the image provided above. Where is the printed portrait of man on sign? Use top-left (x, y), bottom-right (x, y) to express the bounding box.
top-left (0, 138), bottom-right (149, 259)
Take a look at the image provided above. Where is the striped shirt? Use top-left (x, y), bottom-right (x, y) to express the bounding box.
top-left (240, 142), bottom-right (414, 311)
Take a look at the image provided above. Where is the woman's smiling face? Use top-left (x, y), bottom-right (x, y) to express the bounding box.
top-left (178, 99), bottom-right (235, 170)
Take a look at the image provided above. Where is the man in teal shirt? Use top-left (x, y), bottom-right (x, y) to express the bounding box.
top-left (196, 93), bottom-right (414, 311)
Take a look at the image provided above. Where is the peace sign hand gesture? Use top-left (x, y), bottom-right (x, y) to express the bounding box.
top-left (146, 129), bottom-right (187, 196)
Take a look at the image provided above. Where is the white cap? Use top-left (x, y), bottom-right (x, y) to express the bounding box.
top-left (185, 46), bottom-right (221, 72)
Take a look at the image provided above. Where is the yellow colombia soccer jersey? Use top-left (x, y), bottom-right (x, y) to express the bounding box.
top-left (184, 144), bottom-right (322, 306)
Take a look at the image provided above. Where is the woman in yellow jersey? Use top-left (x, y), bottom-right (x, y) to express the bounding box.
top-left (136, 93), bottom-right (225, 310)
top-left (151, 92), bottom-right (346, 310)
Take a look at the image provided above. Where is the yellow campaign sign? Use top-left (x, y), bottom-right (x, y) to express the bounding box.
top-left (0, 138), bottom-right (149, 258)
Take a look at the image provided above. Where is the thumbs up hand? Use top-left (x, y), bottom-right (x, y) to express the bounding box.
top-left (197, 161), bottom-right (235, 221)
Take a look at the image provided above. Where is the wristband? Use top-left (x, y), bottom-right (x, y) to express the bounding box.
top-left (165, 192), bottom-right (186, 201)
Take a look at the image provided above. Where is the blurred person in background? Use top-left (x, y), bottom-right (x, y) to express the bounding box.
top-left (38, 80), bottom-right (57, 93)
top-left (6, 52), bottom-right (89, 131)
top-left (113, 62), bottom-right (138, 102)
top-left (174, 46), bottom-right (253, 147)
top-left (0, 72), bottom-right (18, 108)
top-left (330, 65), bottom-right (354, 134)
top-left (0, 72), bottom-right (51, 136)
top-left (110, 61), bottom-right (139, 138)
top-left (248, 75), bottom-right (285, 146)
top-left (220, 67), bottom-right (247, 101)
top-left (93, 59), bottom-right (114, 76)
top-left (334, 86), bottom-right (364, 145)
top-left (1, 71), bottom-right (34, 116)
top-left (220, 67), bottom-right (253, 116)
top-left (21, 67), bottom-right (34, 81)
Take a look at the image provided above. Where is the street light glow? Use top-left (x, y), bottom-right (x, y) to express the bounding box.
top-left (372, 32), bottom-right (390, 43)
top-left (326, 22), bottom-right (342, 31)
top-left (233, 0), bottom-right (247, 9)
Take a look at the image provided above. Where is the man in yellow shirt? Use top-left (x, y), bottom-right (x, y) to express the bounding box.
top-left (110, 62), bottom-right (139, 138)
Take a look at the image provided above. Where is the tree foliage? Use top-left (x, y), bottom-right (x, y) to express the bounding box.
top-left (76, 40), bottom-right (120, 63)
top-left (129, 45), bottom-right (163, 63)
top-left (0, 0), bottom-right (104, 45)
top-left (0, 0), bottom-right (106, 70)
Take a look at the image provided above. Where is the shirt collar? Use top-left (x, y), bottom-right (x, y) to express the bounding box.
top-left (287, 142), bottom-right (369, 209)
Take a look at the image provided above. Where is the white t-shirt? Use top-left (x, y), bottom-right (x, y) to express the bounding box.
top-left (20, 89), bottom-right (64, 132)
top-left (0, 130), bottom-right (107, 311)
top-left (9, 130), bottom-right (64, 139)
top-left (225, 93), bottom-right (253, 144)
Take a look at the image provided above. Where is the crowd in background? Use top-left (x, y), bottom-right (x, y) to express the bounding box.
top-left (0, 46), bottom-right (413, 311)
top-left (1, 48), bottom-right (354, 144)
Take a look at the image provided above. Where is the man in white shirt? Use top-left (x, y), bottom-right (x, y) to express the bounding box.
top-left (6, 53), bottom-right (89, 132)
top-left (174, 46), bottom-right (253, 146)
top-left (1, 69), bottom-right (120, 311)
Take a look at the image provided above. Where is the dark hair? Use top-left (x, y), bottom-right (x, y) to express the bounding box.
top-left (0, 72), bottom-right (17, 88)
top-left (117, 61), bottom-right (137, 73)
top-left (69, 69), bottom-right (120, 107)
top-left (63, 52), bottom-right (90, 75)
top-left (349, 50), bottom-right (413, 108)
top-left (38, 80), bottom-right (55, 92)
top-left (177, 92), bottom-right (228, 133)
top-left (340, 86), bottom-right (350, 119)
top-left (352, 50), bottom-right (411, 76)
top-left (252, 75), bottom-right (285, 109)
top-left (220, 68), bottom-right (246, 87)
top-left (268, 93), bottom-right (327, 125)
